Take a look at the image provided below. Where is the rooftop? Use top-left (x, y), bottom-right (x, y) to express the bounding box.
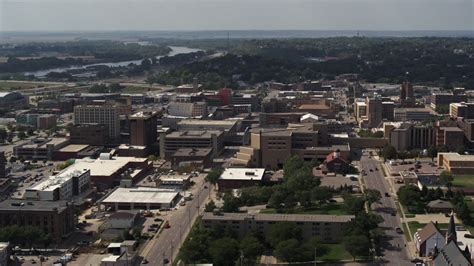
top-left (102, 187), bottom-right (179, 204)
top-left (166, 130), bottom-right (223, 139)
top-left (21, 137), bottom-right (69, 149)
top-left (59, 144), bottom-right (89, 153)
top-left (173, 148), bottom-right (212, 157)
top-left (220, 168), bottom-right (265, 181)
top-left (178, 119), bottom-right (237, 126)
top-left (203, 212), bottom-right (354, 223)
top-left (65, 157), bottom-right (147, 177)
top-left (28, 168), bottom-right (89, 192)
top-left (0, 199), bottom-right (70, 212)
top-left (441, 152), bottom-right (474, 162)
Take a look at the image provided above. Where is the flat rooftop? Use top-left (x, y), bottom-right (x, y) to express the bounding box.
top-left (178, 119), bottom-right (237, 126)
top-left (173, 148), bottom-right (212, 157)
top-left (59, 144), bottom-right (89, 153)
top-left (220, 168), bottom-right (265, 181)
top-left (28, 168), bottom-right (89, 192)
top-left (0, 199), bottom-right (70, 212)
top-left (441, 152), bottom-right (474, 162)
top-left (102, 187), bottom-right (179, 204)
top-left (203, 212), bottom-right (354, 223)
top-left (21, 137), bottom-right (68, 149)
top-left (66, 157), bottom-right (147, 177)
top-left (166, 130), bottom-right (223, 139)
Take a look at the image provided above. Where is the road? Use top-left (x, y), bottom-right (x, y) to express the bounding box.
top-left (140, 174), bottom-right (211, 265)
top-left (360, 155), bottom-right (411, 266)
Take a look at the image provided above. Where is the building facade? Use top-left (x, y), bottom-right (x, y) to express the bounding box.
top-left (74, 105), bottom-right (120, 142)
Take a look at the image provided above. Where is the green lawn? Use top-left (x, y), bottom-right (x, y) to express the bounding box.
top-left (260, 203), bottom-right (347, 215)
top-left (318, 243), bottom-right (352, 262)
top-left (406, 221), bottom-right (449, 237)
top-left (452, 175), bottom-right (474, 188)
top-left (0, 81), bottom-right (45, 91)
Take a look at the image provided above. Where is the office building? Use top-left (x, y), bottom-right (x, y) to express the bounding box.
top-left (202, 213), bottom-right (354, 243)
top-left (438, 153), bottom-right (474, 175)
top-left (25, 168), bottom-right (90, 201)
top-left (74, 105), bottom-right (120, 142)
top-left (161, 130), bottom-right (224, 159)
top-left (431, 93), bottom-right (467, 112)
top-left (70, 124), bottom-right (108, 146)
top-left (436, 127), bottom-right (464, 151)
top-left (0, 199), bottom-right (75, 243)
top-left (172, 148), bottom-right (213, 169)
top-left (37, 114), bottom-right (57, 130)
top-left (231, 94), bottom-right (259, 111)
top-left (13, 138), bottom-right (69, 160)
top-left (389, 123), bottom-right (435, 151)
top-left (177, 119), bottom-right (238, 142)
top-left (450, 102), bottom-right (474, 119)
top-left (394, 108), bottom-right (432, 122)
top-left (366, 95), bottom-right (383, 128)
top-left (382, 102), bottom-right (395, 121)
top-left (168, 102), bottom-right (208, 117)
top-left (129, 111), bottom-right (158, 147)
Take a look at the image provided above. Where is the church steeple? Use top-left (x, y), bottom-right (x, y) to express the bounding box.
top-left (446, 212), bottom-right (457, 243)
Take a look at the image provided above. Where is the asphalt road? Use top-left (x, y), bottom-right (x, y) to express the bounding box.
top-left (140, 175), bottom-right (211, 265)
top-left (360, 155), bottom-right (412, 266)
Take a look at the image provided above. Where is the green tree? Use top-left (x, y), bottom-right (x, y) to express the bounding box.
top-left (180, 225), bottom-right (211, 263)
top-left (274, 239), bottom-right (300, 262)
top-left (222, 193), bottom-right (239, 213)
top-left (209, 237), bottom-right (240, 266)
top-left (204, 200), bottom-right (217, 212)
top-left (205, 168), bottom-right (223, 185)
top-left (240, 235), bottom-right (264, 262)
top-left (265, 222), bottom-right (302, 248)
top-left (312, 186), bottom-right (333, 205)
top-left (363, 189), bottom-right (382, 205)
top-left (18, 131), bottom-right (26, 139)
top-left (343, 195), bottom-right (365, 215)
top-left (343, 234), bottom-right (370, 261)
top-left (439, 171), bottom-right (453, 186)
top-left (381, 145), bottom-right (397, 161)
top-left (283, 155), bottom-right (304, 179)
top-left (147, 155), bottom-right (158, 161)
top-left (427, 145), bottom-right (438, 161)
top-left (397, 185), bottom-right (421, 207)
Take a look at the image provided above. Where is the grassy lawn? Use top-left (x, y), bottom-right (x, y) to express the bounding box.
top-left (260, 203), bottom-right (347, 215)
top-left (318, 243), bottom-right (352, 262)
top-left (0, 81), bottom-right (45, 91)
top-left (452, 175), bottom-right (474, 188)
top-left (406, 221), bottom-right (449, 237)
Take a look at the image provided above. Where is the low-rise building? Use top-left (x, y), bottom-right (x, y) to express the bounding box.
top-left (161, 130), bottom-right (224, 159)
top-left (394, 108), bottom-right (432, 122)
top-left (217, 168), bottom-right (265, 190)
top-left (438, 153), bottom-right (474, 175)
top-left (101, 187), bottom-right (180, 211)
top-left (171, 148), bottom-right (213, 169)
top-left (0, 199), bottom-right (75, 242)
top-left (13, 137), bottom-right (69, 160)
top-left (25, 168), bottom-right (90, 201)
top-left (414, 222), bottom-right (445, 257)
top-left (202, 212), bottom-right (354, 243)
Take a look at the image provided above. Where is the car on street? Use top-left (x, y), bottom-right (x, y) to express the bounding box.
top-left (395, 227), bottom-right (403, 234)
top-left (164, 222), bottom-right (171, 229)
top-left (385, 192), bottom-right (390, 197)
top-left (142, 259), bottom-right (149, 264)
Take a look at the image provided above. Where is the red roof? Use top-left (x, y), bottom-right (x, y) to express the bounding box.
top-left (326, 152), bottom-right (347, 163)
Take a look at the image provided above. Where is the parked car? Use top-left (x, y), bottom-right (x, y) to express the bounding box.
top-left (395, 227), bottom-right (403, 234)
top-left (385, 192), bottom-right (390, 197)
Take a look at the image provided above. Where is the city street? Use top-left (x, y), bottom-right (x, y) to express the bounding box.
top-left (360, 155), bottom-right (412, 266)
top-left (140, 174), bottom-right (211, 265)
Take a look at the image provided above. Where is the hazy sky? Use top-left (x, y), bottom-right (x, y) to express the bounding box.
top-left (0, 0), bottom-right (473, 31)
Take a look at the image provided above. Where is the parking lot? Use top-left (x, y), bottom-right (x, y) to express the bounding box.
top-left (385, 159), bottom-right (443, 176)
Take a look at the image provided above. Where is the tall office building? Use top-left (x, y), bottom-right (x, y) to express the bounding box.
top-left (129, 111), bottom-right (158, 147)
top-left (367, 95), bottom-right (383, 128)
top-left (74, 105), bottom-right (120, 142)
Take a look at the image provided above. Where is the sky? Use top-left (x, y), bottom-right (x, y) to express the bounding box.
top-left (0, 0), bottom-right (473, 32)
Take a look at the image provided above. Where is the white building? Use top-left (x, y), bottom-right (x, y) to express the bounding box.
top-left (25, 168), bottom-right (90, 201)
top-left (217, 168), bottom-right (265, 190)
top-left (168, 102), bottom-right (207, 117)
top-left (101, 187), bottom-right (180, 210)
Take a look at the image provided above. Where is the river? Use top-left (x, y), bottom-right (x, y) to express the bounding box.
top-left (24, 46), bottom-right (202, 77)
